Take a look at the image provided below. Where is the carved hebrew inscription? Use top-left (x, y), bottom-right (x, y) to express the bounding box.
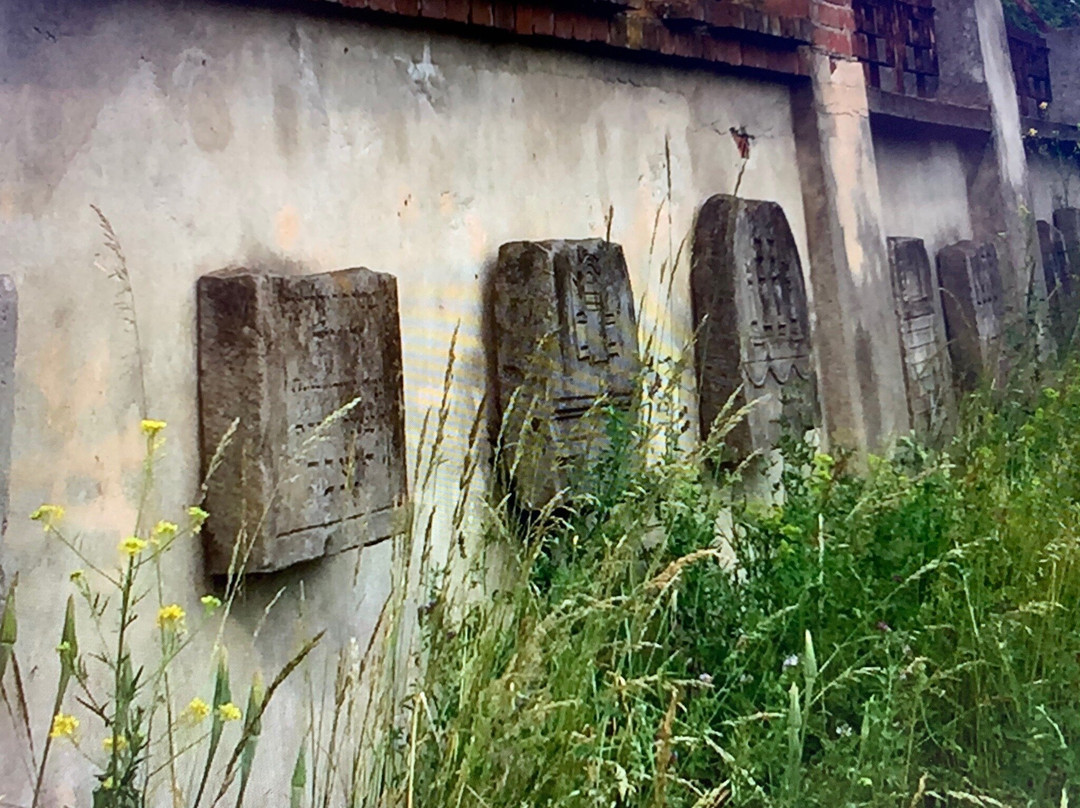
top-left (936, 241), bottom-right (1005, 391)
top-left (198, 267), bottom-right (408, 575)
top-left (1038, 220), bottom-right (1077, 345)
top-left (691, 194), bottom-right (816, 458)
top-left (887, 237), bottom-right (952, 436)
top-left (492, 239), bottom-right (639, 507)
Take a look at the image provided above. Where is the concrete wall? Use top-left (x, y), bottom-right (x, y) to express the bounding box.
top-left (0, 0), bottom-right (809, 802)
top-left (1028, 150), bottom-right (1080, 220)
top-left (872, 130), bottom-right (975, 256)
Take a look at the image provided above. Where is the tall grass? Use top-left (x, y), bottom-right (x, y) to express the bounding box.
top-left (359, 348), bottom-right (1080, 807)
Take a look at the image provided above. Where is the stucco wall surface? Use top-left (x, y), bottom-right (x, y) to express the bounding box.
top-left (872, 130), bottom-right (975, 258)
top-left (1027, 150), bottom-right (1080, 222)
top-left (0, 0), bottom-right (808, 802)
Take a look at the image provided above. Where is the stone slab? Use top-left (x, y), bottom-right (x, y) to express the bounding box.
top-left (936, 240), bottom-right (1005, 390)
top-left (1038, 219), bottom-right (1078, 346)
top-left (197, 267), bottom-right (408, 575)
top-left (887, 237), bottom-right (953, 436)
top-left (691, 194), bottom-right (816, 458)
top-left (1054, 207), bottom-right (1080, 275)
top-left (492, 239), bottom-right (639, 508)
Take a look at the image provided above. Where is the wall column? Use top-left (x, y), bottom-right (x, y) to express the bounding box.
top-left (792, 51), bottom-right (910, 453)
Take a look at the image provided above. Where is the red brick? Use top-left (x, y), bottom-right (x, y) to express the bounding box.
top-left (470, 0), bottom-right (494, 26)
top-left (812, 2), bottom-right (855, 31)
top-left (532, 8), bottom-right (554, 36)
top-left (767, 49), bottom-right (800, 73)
top-left (492, 3), bottom-right (515, 29)
top-left (367, 0), bottom-right (396, 13)
top-left (396, 0), bottom-right (421, 14)
top-left (553, 10), bottom-right (574, 39)
top-left (421, 0), bottom-right (446, 20)
top-left (705, 2), bottom-right (743, 29)
top-left (741, 42), bottom-right (772, 69)
top-left (812, 27), bottom-right (853, 56)
top-left (704, 36), bottom-right (742, 65)
top-left (445, 0), bottom-right (469, 22)
top-left (765, 0), bottom-right (811, 17)
top-left (587, 16), bottom-right (611, 43)
top-left (515, 4), bottom-right (533, 35)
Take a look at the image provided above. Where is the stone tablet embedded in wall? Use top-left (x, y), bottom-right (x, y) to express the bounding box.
top-left (1038, 220), bottom-right (1077, 345)
top-left (936, 241), bottom-right (1005, 391)
top-left (691, 194), bottom-right (816, 458)
top-left (1054, 207), bottom-right (1080, 274)
top-left (492, 239), bottom-right (640, 508)
top-left (197, 267), bottom-right (408, 575)
top-left (887, 237), bottom-right (953, 436)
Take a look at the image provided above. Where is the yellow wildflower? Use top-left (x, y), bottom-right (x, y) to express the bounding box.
top-left (156, 604), bottom-right (186, 631)
top-left (1028, 127), bottom-right (1039, 137)
top-left (30, 504), bottom-right (64, 532)
top-left (69, 570), bottom-right (84, 582)
top-left (217, 702), bottom-right (242, 723)
top-left (1040, 101), bottom-right (1049, 110)
top-left (102, 777), bottom-right (114, 791)
top-left (184, 697), bottom-right (211, 724)
top-left (200, 594), bottom-right (222, 615)
top-left (102, 734), bottom-right (128, 752)
top-left (49, 712), bottom-right (79, 739)
top-left (120, 536), bottom-right (148, 557)
top-left (187, 506), bottom-right (209, 532)
top-left (152, 520), bottom-right (179, 547)
top-left (140, 419), bottom-right (167, 437)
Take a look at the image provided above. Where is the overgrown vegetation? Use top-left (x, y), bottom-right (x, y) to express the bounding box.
top-left (370, 356), bottom-right (1080, 807)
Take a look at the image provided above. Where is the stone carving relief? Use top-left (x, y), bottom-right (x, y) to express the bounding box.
top-left (691, 194), bottom-right (816, 458)
top-left (492, 239), bottom-right (640, 508)
top-left (197, 267), bottom-right (408, 574)
top-left (1038, 219), bottom-right (1077, 345)
top-left (936, 241), bottom-right (1005, 391)
top-left (887, 237), bottom-right (953, 436)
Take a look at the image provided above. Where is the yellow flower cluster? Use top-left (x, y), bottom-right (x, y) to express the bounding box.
top-left (30, 504), bottom-right (64, 532)
top-left (140, 419), bottom-right (167, 437)
top-left (217, 702), bottom-right (242, 723)
top-left (153, 520), bottom-right (178, 544)
top-left (187, 506), bottom-right (209, 533)
top-left (49, 712), bottom-right (79, 739)
top-left (200, 594), bottom-right (222, 615)
top-left (102, 734), bottom-right (128, 752)
top-left (120, 536), bottom-right (148, 557)
top-left (156, 604), bottom-right (186, 631)
top-left (184, 697), bottom-right (211, 724)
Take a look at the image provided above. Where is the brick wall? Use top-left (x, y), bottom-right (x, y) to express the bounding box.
top-left (324, 0), bottom-right (865, 77)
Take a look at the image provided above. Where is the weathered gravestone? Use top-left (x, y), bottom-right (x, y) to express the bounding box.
top-left (197, 267), bottom-right (408, 575)
top-left (1054, 208), bottom-right (1080, 280)
top-left (936, 241), bottom-right (1005, 391)
top-left (690, 194), bottom-right (816, 458)
top-left (0, 278), bottom-right (15, 605)
top-left (1038, 220), bottom-right (1077, 344)
top-left (887, 237), bottom-right (953, 436)
top-left (492, 239), bottom-right (640, 508)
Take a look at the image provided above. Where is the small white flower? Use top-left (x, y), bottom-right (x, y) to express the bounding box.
top-left (782, 654), bottom-right (799, 671)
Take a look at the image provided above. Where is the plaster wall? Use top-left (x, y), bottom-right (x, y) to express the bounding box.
top-left (872, 130), bottom-right (975, 257)
top-left (0, 0), bottom-right (808, 802)
top-left (1027, 151), bottom-right (1080, 221)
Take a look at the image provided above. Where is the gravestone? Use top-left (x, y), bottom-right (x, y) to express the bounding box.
top-left (936, 241), bottom-right (1005, 390)
top-left (691, 194), bottom-right (816, 458)
top-left (1037, 220), bottom-right (1077, 345)
top-left (197, 267), bottom-right (408, 575)
top-left (887, 237), bottom-right (953, 436)
top-left (492, 239), bottom-right (639, 508)
top-left (1054, 207), bottom-right (1080, 276)
top-left (0, 278), bottom-right (15, 605)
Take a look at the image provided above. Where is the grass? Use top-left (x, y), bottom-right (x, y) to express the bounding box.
top-left (362, 349), bottom-right (1080, 808)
